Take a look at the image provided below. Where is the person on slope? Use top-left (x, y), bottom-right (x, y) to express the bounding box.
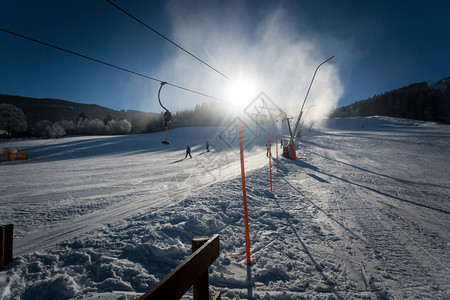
top-left (206, 141), bottom-right (210, 152)
top-left (185, 145), bottom-right (192, 159)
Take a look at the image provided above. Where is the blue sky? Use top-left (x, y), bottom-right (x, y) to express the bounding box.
top-left (0, 0), bottom-right (449, 116)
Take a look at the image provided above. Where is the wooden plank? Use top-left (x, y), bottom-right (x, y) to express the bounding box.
top-left (139, 234), bottom-right (220, 300)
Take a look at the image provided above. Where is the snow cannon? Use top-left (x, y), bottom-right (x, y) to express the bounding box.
top-left (289, 142), bottom-right (297, 160)
top-left (282, 118), bottom-right (298, 160)
top-left (158, 82), bottom-right (172, 144)
top-left (282, 139), bottom-right (297, 160)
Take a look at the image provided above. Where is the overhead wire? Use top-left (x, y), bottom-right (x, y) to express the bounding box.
top-left (105, 0), bottom-right (232, 82)
top-left (0, 27), bottom-right (224, 102)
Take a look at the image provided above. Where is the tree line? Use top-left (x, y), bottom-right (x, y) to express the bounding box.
top-left (0, 101), bottom-right (233, 139)
top-left (329, 78), bottom-right (450, 123)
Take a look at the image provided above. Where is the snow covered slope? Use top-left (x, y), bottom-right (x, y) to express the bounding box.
top-left (0, 117), bottom-right (449, 299)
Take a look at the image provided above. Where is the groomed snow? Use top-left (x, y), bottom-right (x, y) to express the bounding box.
top-left (0, 117), bottom-right (449, 299)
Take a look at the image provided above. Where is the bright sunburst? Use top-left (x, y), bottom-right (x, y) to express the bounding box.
top-left (225, 73), bottom-right (260, 110)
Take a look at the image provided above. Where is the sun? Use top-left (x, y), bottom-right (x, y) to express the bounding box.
top-left (226, 74), bottom-right (259, 110)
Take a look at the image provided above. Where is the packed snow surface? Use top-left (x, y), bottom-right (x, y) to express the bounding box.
top-left (0, 116), bottom-right (449, 299)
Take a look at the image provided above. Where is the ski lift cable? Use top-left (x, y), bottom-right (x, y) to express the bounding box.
top-left (165, 82), bottom-right (224, 102)
top-left (105, 0), bottom-right (232, 82)
top-left (0, 27), bottom-right (225, 102)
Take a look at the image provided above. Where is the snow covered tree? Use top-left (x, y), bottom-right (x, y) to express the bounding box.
top-left (76, 112), bottom-right (87, 123)
top-left (32, 120), bottom-right (52, 137)
top-left (108, 119), bottom-right (131, 135)
top-left (77, 119), bottom-right (108, 135)
top-left (58, 120), bottom-right (76, 135)
top-left (0, 103), bottom-right (28, 136)
top-left (47, 123), bottom-right (66, 139)
top-left (103, 112), bottom-right (114, 125)
top-left (130, 114), bottom-right (158, 133)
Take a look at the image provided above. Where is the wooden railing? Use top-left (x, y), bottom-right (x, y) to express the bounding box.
top-left (0, 226), bottom-right (220, 299)
top-left (0, 224), bottom-right (13, 271)
top-left (139, 234), bottom-right (221, 300)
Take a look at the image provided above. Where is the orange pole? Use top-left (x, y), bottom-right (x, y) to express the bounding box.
top-left (268, 132), bottom-right (273, 192)
top-left (276, 136), bottom-right (279, 172)
top-left (238, 117), bottom-right (251, 265)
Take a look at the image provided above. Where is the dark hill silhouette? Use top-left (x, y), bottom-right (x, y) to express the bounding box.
top-left (0, 94), bottom-right (159, 124)
top-left (329, 77), bottom-right (450, 123)
top-left (0, 94), bottom-right (233, 137)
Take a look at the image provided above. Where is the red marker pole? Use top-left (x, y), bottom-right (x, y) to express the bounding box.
top-left (276, 136), bottom-right (279, 172)
top-left (268, 132), bottom-right (273, 192)
top-left (238, 117), bottom-right (251, 265)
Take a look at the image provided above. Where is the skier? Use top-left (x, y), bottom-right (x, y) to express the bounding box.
top-left (206, 141), bottom-right (210, 152)
top-left (185, 145), bottom-right (192, 159)
top-left (266, 143), bottom-right (271, 157)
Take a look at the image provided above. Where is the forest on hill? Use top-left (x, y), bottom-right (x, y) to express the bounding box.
top-left (0, 94), bottom-right (232, 138)
top-left (329, 77), bottom-right (450, 124)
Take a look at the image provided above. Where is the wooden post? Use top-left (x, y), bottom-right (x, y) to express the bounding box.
top-left (0, 224), bottom-right (13, 271)
top-left (139, 235), bottom-right (220, 300)
top-left (192, 236), bottom-right (209, 300)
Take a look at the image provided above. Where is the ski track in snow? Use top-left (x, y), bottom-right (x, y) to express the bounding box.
top-left (1, 128), bottom-right (267, 256)
top-left (1, 118), bottom-right (449, 299)
top-left (284, 119), bottom-right (450, 298)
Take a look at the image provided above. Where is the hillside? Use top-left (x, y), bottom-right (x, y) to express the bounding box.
top-left (0, 94), bottom-right (159, 124)
top-left (0, 94), bottom-right (233, 137)
top-left (329, 77), bottom-right (450, 123)
top-left (1, 117), bottom-right (449, 299)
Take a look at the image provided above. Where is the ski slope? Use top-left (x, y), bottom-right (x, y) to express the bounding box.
top-left (0, 117), bottom-right (449, 299)
top-left (1, 127), bottom-right (267, 255)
